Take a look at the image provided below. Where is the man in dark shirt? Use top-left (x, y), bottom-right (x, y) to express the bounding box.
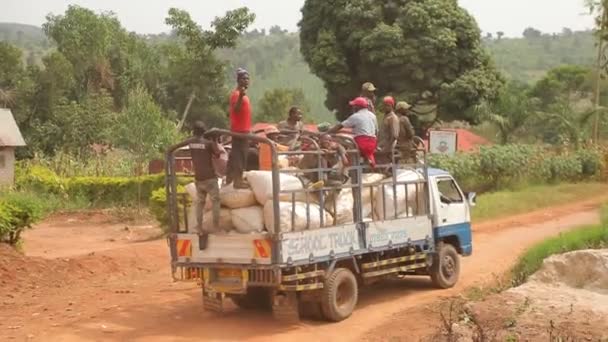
top-left (167, 121), bottom-right (220, 244)
top-left (395, 101), bottom-right (417, 163)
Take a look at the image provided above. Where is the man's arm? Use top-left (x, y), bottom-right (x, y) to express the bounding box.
top-left (402, 116), bottom-right (415, 139)
top-left (327, 123), bottom-right (344, 135)
top-left (166, 137), bottom-right (195, 154)
top-left (233, 88), bottom-right (246, 113)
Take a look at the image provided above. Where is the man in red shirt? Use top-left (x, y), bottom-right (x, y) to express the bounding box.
top-left (227, 68), bottom-right (252, 189)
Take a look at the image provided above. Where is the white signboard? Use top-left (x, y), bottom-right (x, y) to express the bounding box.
top-left (429, 130), bottom-right (458, 155)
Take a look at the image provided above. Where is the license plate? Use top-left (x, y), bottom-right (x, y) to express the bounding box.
top-left (217, 268), bottom-right (241, 279)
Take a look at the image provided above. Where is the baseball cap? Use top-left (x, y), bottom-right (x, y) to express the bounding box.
top-left (396, 101), bottom-right (412, 111)
top-left (349, 97), bottom-right (369, 108)
top-left (362, 82), bottom-right (376, 92)
top-left (383, 96), bottom-right (395, 107)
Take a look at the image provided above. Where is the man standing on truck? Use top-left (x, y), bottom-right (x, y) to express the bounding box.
top-left (395, 101), bottom-right (416, 163)
top-left (378, 96), bottom-right (400, 157)
top-left (328, 97), bottom-right (378, 168)
top-left (277, 106), bottom-right (304, 148)
top-left (361, 82), bottom-right (377, 113)
top-left (167, 121), bottom-right (220, 248)
top-left (227, 68), bottom-right (252, 189)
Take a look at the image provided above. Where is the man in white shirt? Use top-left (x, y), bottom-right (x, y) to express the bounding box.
top-left (328, 97), bottom-right (379, 168)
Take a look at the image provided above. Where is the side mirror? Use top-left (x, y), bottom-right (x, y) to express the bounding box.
top-left (466, 192), bottom-right (477, 207)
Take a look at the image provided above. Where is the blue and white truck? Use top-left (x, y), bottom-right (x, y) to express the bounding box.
top-left (166, 131), bottom-right (475, 322)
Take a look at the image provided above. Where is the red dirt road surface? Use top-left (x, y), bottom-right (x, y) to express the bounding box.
top-left (0, 198), bottom-right (604, 341)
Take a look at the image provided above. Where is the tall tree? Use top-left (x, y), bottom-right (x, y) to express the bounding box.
top-left (475, 82), bottom-right (539, 144)
top-left (299, 0), bottom-right (503, 121)
top-left (0, 42), bottom-right (23, 107)
top-left (585, 0), bottom-right (608, 142)
top-left (164, 7), bottom-right (255, 130)
top-left (43, 5), bottom-right (123, 99)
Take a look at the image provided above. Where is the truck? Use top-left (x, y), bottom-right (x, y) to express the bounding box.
top-left (165, 129), bottom-right (475, 322)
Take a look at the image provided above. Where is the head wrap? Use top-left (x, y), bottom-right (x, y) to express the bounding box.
top-left (236, 67), bottom-right (249, 80)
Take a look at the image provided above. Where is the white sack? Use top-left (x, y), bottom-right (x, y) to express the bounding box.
top-left (360, 173), bottom-right (385, 219)
top-left (324, 187), bottom-right (354, 225)
top-left (264, 200), bottom-right (332, 233)
top-left (231, 206), bottom-right (265, 234)
top-left (246, 170), bottom-right (303, 205)
top-left (374, 170), bottom-right (423, 220)
top-left (187, 208), bottom-right (233, 234)
top-left (220, 183), bottom-right (257, 209)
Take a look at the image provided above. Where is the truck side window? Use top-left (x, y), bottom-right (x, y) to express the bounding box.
top-left (437, 179), bottom-right (463, 204)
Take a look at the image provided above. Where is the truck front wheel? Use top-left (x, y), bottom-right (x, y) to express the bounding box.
top-left (430, 242), bottom-right (460, 289)
top-left (321, 268), bottom-right (358, 322)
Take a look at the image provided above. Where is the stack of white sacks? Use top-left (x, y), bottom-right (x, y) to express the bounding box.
top-left (186, 169), bottom-right (423, 234)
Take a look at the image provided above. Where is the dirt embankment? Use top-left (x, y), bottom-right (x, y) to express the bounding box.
top-left (428, 249), bottom-right (608, 341)
top-left (0, 197), bottom-right (606, 341)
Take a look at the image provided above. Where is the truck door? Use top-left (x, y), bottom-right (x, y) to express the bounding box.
top-left (433, 176), bottom-right (468, 226)
top-left (432, 176), bottom-right (472, 255)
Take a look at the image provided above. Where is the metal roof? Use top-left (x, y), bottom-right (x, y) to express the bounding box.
top-left (0, 108), bottom-right (26, 146)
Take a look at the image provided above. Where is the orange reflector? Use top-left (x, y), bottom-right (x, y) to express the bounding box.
top-left (253, 239), bottom-right (271, 258)
top-left (176, 239), bottom-right (192, 257)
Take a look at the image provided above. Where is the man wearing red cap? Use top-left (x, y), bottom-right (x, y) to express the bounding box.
top-left (378, 96), bottom-right (399, 158)
top-left (328, 97), bottom-right (378, 168)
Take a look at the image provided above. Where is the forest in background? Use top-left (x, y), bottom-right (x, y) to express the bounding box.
top-left (0, 22), bottom-right (597, 123)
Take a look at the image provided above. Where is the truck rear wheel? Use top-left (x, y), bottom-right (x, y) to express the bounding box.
top-left (430, 242), bottom-right (460, 289)
top-left (321, 268), bottom-right (358, 322)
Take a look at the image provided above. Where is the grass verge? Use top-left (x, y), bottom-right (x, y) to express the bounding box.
top-left (510, 204), bottom-right (608, 286)
top-left (472, 182), bottom-right (608, 222)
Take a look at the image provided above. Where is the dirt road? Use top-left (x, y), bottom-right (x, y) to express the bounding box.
top-left (0, 199), bottom-right (604, 341)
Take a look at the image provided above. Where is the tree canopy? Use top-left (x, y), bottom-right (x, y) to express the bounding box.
top-left (299, 0), bottom-right (504, 121)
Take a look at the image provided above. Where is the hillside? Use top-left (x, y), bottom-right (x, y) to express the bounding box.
top-left (0, 22), bottom-right (598, 121)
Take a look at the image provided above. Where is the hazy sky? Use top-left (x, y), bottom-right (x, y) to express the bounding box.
top-left (1, 0), bottom-right (595, 37)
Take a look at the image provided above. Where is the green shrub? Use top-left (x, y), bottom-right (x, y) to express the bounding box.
top-left (16, 163), bottom-right (176, 208)
top-left (546, 154), bottom-right (582, 182)
top-left (149, 185), bottom-right (190, 232)
top-left (15, 163), bottom-right (66, 195)
top-left (574, 148), bottom-right (603, 177)
top-left (428, 145), bottom-right (604, 192)
top-left (428, 153), bottom-right (488, 192)
top-left (66, 174), bottom-right (165, 207)
top-left (0, 192), bottom-right (49, 245)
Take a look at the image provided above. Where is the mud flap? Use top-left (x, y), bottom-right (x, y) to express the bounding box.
top-left (203, 290), bottom-right (226, 313)
top-left (173, 266), bottom-right (202, 285)
top-left (272, 292), bottom-right (300, 323)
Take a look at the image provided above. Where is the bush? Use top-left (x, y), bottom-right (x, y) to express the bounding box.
top-left (149, 185), bottom-right (190, 232)
top-left (428, 144), bottom-right (604, 192)
top-left (0, 192), bottom-right (49, 245)
top-left (546, 154), bottom-right (582, 182)
top-left (16, 163), bottom-right (170, 207)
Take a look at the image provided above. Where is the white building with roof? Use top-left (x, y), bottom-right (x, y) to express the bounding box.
top-left (0, 108), bottom-right (26, 185)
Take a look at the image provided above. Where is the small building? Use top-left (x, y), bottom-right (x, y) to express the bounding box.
top-left (0, 109), bottom-right (26, 185)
